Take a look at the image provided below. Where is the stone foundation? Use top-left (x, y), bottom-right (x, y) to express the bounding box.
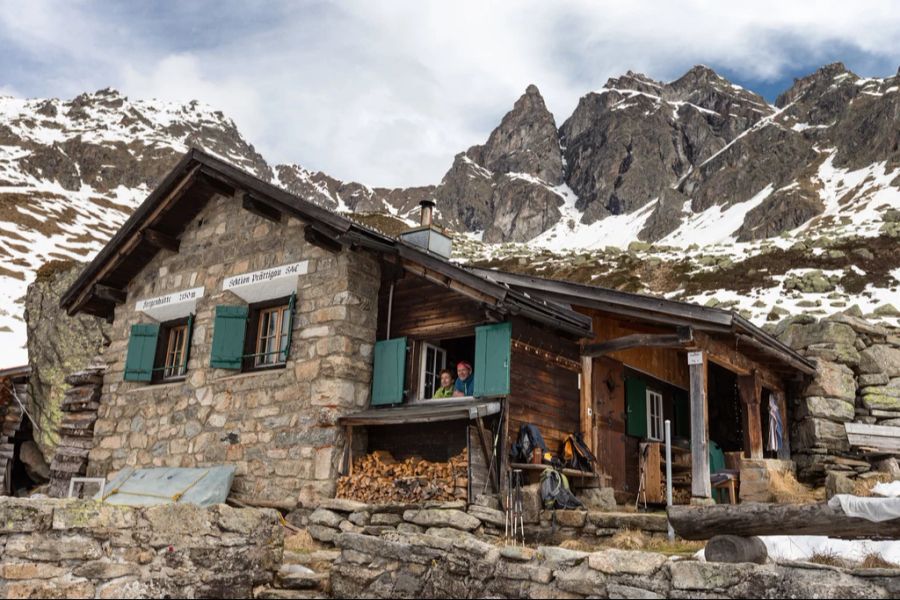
top-left (330, 529), bottom-right (900, 599)
top-left (301, 497), bottom-right (669, 547)
top-left (0, 498), bottom-right (282, 598)
top-left (739, 459), bottom-right (795, 502)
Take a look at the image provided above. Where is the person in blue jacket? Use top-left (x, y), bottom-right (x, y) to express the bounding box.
top-left (453, 361), bottom-right (474, 396)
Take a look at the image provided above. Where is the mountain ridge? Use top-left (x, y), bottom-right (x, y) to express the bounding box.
top-left (0, 62), bottom-right (898, 365)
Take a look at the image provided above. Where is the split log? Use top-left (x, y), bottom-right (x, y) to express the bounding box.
top-left (668, 502), bottom-right (900, 540)
top-left (337, 449), bottom-right (468, 504)
top-left (704, 535), bottom-right (768, 564)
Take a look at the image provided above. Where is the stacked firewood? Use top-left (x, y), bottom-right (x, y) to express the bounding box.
top-left (48, 366), bottom-right (104, 498)
top-left (337, 449), bottom-right (469, 504)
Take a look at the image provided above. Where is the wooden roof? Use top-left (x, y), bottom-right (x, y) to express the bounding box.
top-left (60, 149), bottom-right (592, 338)
top-left (468, 267), bottom-right (815, 377)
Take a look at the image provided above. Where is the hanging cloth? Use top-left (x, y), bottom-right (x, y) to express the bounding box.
top-left (767, 393), bottom-right (784, 452)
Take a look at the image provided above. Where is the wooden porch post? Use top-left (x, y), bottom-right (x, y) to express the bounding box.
top-left (738, 372), bottom-right (764, 459)
top-left (580, 356), bottom-right (594, 453)
top-left (689, 351), bottom-right (711, 501)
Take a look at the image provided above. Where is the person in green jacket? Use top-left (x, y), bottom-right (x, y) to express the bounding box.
top-left (433, 369), bottom-right (455, 399)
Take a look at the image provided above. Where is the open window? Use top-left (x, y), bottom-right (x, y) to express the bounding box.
top-left (124, 316), bottom-right (194, 383)
top-left (646, 389), bottom-right (664, 441)
top-left (209, 294), bottom-right (295, 373)
top-left (417, 335), bottom-right (475, 400)
top-left (418, 342), bottom-right (447, 399)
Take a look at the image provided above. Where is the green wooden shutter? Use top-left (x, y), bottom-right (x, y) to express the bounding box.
top-left (210, 305), bottom-right (249, 369)
top-left (473, 321), bottom-right (512, 397)
top-left (282, 292), bottom-right (296, 362)
top-left (674, 390), bottom-right (690, 439)
top-left (124, 323), bottom-right (160, 382)
top-left (181, 313), bottom-right (195, 375)
top-left (625, 377), bottom-right (648, 438)
top-left (371, 337), bottom-right (407, 406)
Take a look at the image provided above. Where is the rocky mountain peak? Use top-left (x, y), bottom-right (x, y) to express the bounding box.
top-left (470, 84), bottom-right (563, 184)
top-left (775, 62), bottom-right (856, 108)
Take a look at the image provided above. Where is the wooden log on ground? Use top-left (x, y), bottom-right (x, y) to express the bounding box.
top-left (704, 535), bottom-right (768, 564)
top-left (668, 502), bottom-right (900, 540)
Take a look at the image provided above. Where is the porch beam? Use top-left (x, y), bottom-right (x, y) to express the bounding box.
top-left (581, 326), bottom-right (693, 357)
top-left (689, 350), bottom-right (712, 501)
top-left (241, 192), bottom-right (282, 223)
top-left (738, 371), bottom-right (764, 459)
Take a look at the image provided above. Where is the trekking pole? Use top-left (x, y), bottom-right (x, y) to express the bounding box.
top-left (504, 470), bottom-right (511, 542)
top-left (514, 469), bottom-right (525, 546)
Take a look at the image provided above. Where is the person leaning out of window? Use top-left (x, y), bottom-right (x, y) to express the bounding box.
top-left (432, 368), bottom-right (456, 399)
top-left (453, 361), bottom-right (474, 397)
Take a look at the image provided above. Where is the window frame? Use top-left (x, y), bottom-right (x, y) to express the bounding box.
top-left (417, 341), bottom-right (447, 400)
top-left (150, 317), bottom-right (191, 383)
top-left (646, 389), bottom-right (664, 442)
top-left (243, 296), bottom-right (293, 372)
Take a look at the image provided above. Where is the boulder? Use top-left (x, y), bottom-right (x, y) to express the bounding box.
top-left (24, 261), bottom-right (110, 456)
top-left (309, 508), bottom-right (343, 529)
top-left (577, 487), bottom-right (617, 511)
top-left (467, 504), bottom-right (505, 528)
top-left (825, 471), bottom-right (856, 500)
top-left (777, 321), bottom-right (857, 350)
top-left (588, 549), bottom-right (667, 576)
top-left (860, 345), bottom-right (900, 377)
top-left (804, 360), bottom-right (856, 401)
top-left (402, 508), bottom-right (480, 532)
top-left (800, 396), bottom-right (855, 422)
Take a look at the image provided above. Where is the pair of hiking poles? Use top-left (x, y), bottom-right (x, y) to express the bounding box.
top-left (505, 469), bottom-right (525, 546)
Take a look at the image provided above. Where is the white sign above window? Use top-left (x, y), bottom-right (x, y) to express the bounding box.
top-left (223, 261), bottom-right (309, 303)
top-left (136, 287), bottom-right (204, 322)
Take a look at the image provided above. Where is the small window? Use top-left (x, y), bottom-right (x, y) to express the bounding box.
top-left (647, 390), bottom-right (664, 441)
top-left (244, 297), bottom-right (294, 371)
top-left (418, 342), bottom-right (447, 399)
top-left (150, 317), bottom-right (192, 383)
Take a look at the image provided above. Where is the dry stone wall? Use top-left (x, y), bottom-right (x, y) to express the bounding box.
top-left (0, 497), bottom-right (282, 598)
top-left (774, 312), bottom-right (900, 483)
top-left (87, 191), bottom-right (380, 507)
top-left (329, 528), bottom-right (900, 599)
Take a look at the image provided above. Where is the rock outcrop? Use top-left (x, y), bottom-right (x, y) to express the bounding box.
top-left (24, 261), bottom-right (109, 458)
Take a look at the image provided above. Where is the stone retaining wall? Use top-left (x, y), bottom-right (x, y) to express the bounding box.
top-left (330, 529), bottom-right (900, 599)
top-left (304, 497), bottom-right (669, 547)
top-left (775, 313), bottom-right (900, 483)
top-left (0, 498), bottom-right (283, 598)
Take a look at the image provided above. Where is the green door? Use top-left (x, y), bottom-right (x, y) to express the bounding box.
top-left (124, 323), bottom-right (160, 382)
top-left (371, 338), bottom-right (407, 406)
top-left (674, 390), bottom-right (691, 439)
top-left (210, 305), bottom-right (249, 369)
top-left (473, 321), bottom-right (511, 397)
top-left (625, 377), bottom-right (648, 438)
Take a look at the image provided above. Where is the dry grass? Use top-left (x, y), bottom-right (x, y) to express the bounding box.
top-left (808, 550), bottom-right (851, 569)
top-left (284, 529), bottom-right (322, 554)
top-left (860, 553), bottom-right (898, 569)
top-left (768, 469), bottom-right (825, 504)
top-left (608, 529), bottom-right (648, 550)
top-left (852, 473), bottom-right (893, 497)
top-left (558, 539), bottom-right (595, 552)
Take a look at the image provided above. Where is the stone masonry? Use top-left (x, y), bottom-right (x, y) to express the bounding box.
top-left (0, 497), bottom-right (282, 598)
top-left (329, 529), bottom-right (900, 599)
top-left (86, 191), bottom-right (381, 507)
top-left (774, 312), bottom-right (900, 483)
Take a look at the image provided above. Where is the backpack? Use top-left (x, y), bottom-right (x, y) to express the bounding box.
top-left (562, 432), bottom-right (598, 473)
top-left (510, 424), bottom-right (548, 464)
top-left (539, 467), bottom-right (583, 510)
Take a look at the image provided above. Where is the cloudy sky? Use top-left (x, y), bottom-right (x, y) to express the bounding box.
top-left (1, 1), bottom-right (898, 187)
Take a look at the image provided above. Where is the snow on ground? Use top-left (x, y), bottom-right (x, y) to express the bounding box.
top-left (762, 536), bottom-right (900, 564)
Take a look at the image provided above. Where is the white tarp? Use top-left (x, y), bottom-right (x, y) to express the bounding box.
top-left (97, 466), bottom-right (235, 506)
top-left (827, 493), bottom-right (900, 522)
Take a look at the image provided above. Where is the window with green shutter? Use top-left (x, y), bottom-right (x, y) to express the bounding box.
top-left (473, 321), bottom-right (511, 398)
top-left (124, 323), bottom-right (160, 382)
top-left (371, 337), bottom-right (407, 406)
top-left (625, 377), bottom-right (648, 438)
top-left (210, 305), bottom-right (249, 369)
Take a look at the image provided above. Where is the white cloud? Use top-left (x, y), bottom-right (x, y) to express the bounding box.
top-left (1, 0), bottom-right (898, 186)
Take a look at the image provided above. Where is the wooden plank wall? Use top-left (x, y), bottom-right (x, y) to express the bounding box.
top-left (378, 275), bottom-right (486, 340)
top-left (507, 318), bottom-right (582, 457)
top-left (580, 310), bottom-right (689, 390)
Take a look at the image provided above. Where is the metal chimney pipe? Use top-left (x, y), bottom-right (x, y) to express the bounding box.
top-left (419, 199), bottom-right (435, 227)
